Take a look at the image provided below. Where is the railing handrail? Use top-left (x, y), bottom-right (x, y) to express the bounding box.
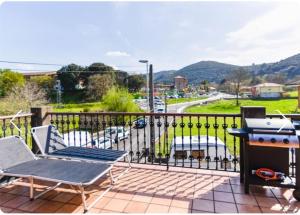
top-left (0, 113), bottom-right (33, 120)
top-left (46, 111), bottom-right (242, 117)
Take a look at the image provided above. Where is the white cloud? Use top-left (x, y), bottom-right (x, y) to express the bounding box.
top-left (203, 2), bottom-right (300, 65)
top-left (105, 51), bottom-right (131, 57)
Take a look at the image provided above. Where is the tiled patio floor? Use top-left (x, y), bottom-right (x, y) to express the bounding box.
top-left (0, 163), bottom-right (299, 213)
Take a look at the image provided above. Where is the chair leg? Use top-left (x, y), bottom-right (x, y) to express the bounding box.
top-left (29, 177), bottom-right (34, 200)
top-left (34, 182), bottom-right (62, 200)
top-left (109, 154), bottom-right (131, 183)
top-left (79, 184), bottom-right (113, 213)
top-left (109, 169), bottom-right (115, 185)
top-left (127, 154), bottom-right (132, 168)
top-left (79, 186), bottom-right (88, 213)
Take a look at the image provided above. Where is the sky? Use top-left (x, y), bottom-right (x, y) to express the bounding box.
top-left (0, 1), bottom-right (300, 73)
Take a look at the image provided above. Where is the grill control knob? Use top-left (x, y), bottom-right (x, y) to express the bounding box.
top-left (258, 137), bottom-right (264, 143)
top-left (283, 138), bottom-right (289, 144)
top-left (270, 138), bottom-right (276, 143)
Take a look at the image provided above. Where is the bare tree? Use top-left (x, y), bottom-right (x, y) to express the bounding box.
top-left (0, 81), bottom-right (48, 115)
top-left (227, 68), bottom-right (250, 106)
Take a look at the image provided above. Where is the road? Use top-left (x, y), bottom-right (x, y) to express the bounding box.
top-left (112, 92), bottom-right (233, 161)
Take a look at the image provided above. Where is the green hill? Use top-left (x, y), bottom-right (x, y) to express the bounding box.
top-left (154, 53), bottom-right (300, 84)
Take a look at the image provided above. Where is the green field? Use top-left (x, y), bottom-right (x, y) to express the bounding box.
top-left (167, 97), bottom-right (208, 105)
top-left (288, 90), bottom-right (298, 97)
top-left (186, 98), bottom-right (299, 114)
top-left (51, 102), bottom-right (103, 112)
top-left (156, 98), bottom-right (300, 157)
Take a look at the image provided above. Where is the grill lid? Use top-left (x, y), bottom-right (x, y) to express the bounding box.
top-left (245, 118), bottom-right (295, 134)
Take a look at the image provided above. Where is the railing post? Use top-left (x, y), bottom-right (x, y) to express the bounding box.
top-left (149, 64), bottom-right (155, 162)
top-left (240, 106), bottom-right (266, 184)
top-left (30, 106), bottom-right (53, 153)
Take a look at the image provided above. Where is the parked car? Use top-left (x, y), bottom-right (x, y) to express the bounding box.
top-left (105, 127), bottom-right (129, 143)
top-left (155, 107), bottom-right (165, 119)
top-left (90, 137), bottom-right (114, 149)
top-left (133, 118), bottom-right (148, 129)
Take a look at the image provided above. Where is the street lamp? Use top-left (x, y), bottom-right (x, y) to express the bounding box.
top-left (139, 60), bottom-right (149, 112)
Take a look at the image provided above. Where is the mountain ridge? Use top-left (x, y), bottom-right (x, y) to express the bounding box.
top-left (154, 53), bottom-right (300, 84)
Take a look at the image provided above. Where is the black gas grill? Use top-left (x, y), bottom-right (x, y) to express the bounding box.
top-left (228, 117), bottom-right (300, 200)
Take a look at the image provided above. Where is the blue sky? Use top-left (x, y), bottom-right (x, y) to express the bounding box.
top-left (0, 1), bottom-right (300, 73)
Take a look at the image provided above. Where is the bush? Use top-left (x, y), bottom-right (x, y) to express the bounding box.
top-left (102, 87), bottom-right (140, 113)
top-left (0, 69), bottom-right (25, 96)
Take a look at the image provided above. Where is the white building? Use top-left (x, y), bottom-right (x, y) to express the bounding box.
top-left (251, 83), bottom-right (284, 98)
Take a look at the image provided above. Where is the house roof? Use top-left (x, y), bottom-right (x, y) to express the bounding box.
top-left (21, 71), bottom-right (57, 77)
top-left (174, 75), bottom-right (185, 79)
top-left (254, 83), bottom-right (283, 87)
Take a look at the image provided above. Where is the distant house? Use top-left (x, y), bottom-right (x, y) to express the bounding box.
top-left (21, 71), bottom-right (57, 80)
top-left (174, 76), bottom-right (188, 91)
top-left (251, 83), bottom-right (284, 98)
top-left (240, 86), bottom-right (252, 97)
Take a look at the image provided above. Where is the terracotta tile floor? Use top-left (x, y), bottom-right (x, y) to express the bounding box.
top-left (0, 163), bottom-right (299, 213)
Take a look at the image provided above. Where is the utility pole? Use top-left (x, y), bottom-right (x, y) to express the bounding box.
top-left (149, 64), bottom-right (155, 162)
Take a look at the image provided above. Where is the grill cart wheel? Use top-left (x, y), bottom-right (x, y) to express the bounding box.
top-left (293, 189), bottom-right (300, 201)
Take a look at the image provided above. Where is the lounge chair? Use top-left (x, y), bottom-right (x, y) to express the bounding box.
top-left (0, 136), bottom-right (115, 212)
top-left (31, 125), bottom-right (131, 181)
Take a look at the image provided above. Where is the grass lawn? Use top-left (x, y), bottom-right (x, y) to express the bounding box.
top-left (288, 90), bottom-right (298, 97)
top-left (51, 102), bottom-right (103, 112)
top-left (167, 97), bottom-right (208, 105)
top-left (186, 98), bottom-right (300, 114)
top-left (156, 98), bottom-right (300, 158)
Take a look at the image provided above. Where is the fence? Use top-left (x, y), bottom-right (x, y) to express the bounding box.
top-left (1, 107), bottom-right (299, 175)
top-left (0, 113), bottom-right (33, 146)
top-left (46, 111), bottom-right (242, 172)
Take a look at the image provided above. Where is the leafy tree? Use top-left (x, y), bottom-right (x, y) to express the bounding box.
top-left (57, 63), bottom-right (85, 91)
top-left (102, 87), bottom-right (140, 112)
top-left (88, 63), bottom-right (113, 72)
top-left (86, 74), bottom-right (115, 101)
top-left (0, 69), bottom-right (25, 96)
top-left (30, 75), bottom-right (55, 93)
top-left (127, 74), bottom-right (146, 92)
top-left (227, 68), bottom-right (250, 106)
top-left (200, 80), bottom-right (209, 92)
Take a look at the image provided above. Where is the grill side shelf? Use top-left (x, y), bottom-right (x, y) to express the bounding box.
top-left (227, 128), bottom-right (248, 138)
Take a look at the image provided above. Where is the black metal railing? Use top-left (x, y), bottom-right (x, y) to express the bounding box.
top-left (47, 112), bottom-right (242, 172)
top-left (0, 113), bottom-right (33, 147)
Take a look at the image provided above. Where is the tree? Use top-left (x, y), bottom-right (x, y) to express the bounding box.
top-left (0, 69), bottom-right (25, 96)
top-left (57, 64), bottom-right (85, 91)
top-left (88, 63), bottom-right (113, 72)
top-left (227, 68), bottom-right (250, 106)
top-left (127, 74), bottom-right (146, 92)
top-left (0, 82), bottom-right (48, 115)
top-left (200, 80), bottom-right (209, 92)
top-left (265, 73), bottom-right (286, 84)
top-left (30, 75), bottom-right (55, 94)
top-left (102, 87), bottom-right (140, 113)
top-left (86, 74), bottom-right (115, 101)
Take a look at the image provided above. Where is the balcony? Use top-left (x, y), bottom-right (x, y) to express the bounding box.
top-left (0, 163), bottom-right (298, 213)
top-left (0, 108), bottom-right (299, 213)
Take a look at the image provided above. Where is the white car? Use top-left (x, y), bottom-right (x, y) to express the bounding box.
top-left (105, 127), bottom-right (129, 143)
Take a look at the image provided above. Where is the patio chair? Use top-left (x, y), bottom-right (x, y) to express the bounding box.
top-left (31, 125), bottom-right (131, 181)
top-left (0, 136), bottom-right (115, 212)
